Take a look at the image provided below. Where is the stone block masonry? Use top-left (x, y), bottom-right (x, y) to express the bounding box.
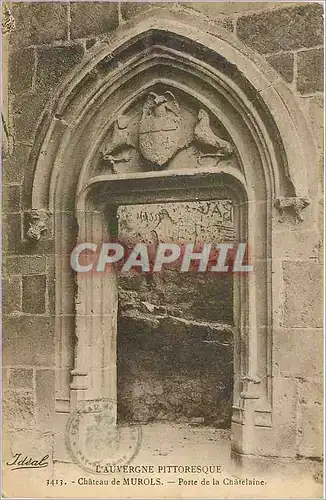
top-left (2, 1), bottom-right (323, 486)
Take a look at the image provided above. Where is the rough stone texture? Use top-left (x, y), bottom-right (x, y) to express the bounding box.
top-left (297, 405), bottom-right (323, 458)
top-left (4, 255), bottom-right (47, 276)
top-left (9, 368), bottom-right (34, 390)
top-left (8, 48), bottom-right (35, 94)
top-left (2, 144), bottom-right (31, 184)
top-left (2, 0), bottom-right (324, 479)
top-left (3, 390), bottom-right (36, 429)
top-left (35, 369), bottom-right (55, 428)
top-left (52, 413), bottom-right (70, 462)
top-left (297, 48), bottom-right (324, 94)
top-left (118, 312), bottom-right (233, 426)
top-left (298, 379), bottom-right (323, 407)
top-left (121, 3), bottom-right (173, 21)
top-left (122, 3), bottom-right (233, 31)
top-left (11, 93), bottom-right (46, 145)
top-left (182, 2), bottom-right (302, 15)
top-left (266, 52), bottom-right (294, 83)
top-left (236, 4), bottom-right (324, 53)
top-left (3, 368), bottom-right (9, 391)
top-left (35, 44), bottom-right (85, 98)
top-left (282, 262), bottom-right (323, 328)
top-left (273, 329), bottom-right (323, 378)
top-left (22, 275), bottom-right (46, 314)
top-left (2, 276), bottom-right (22, 315)
top-left (4, 213), bottom-right (55, 254)
top-left (272, 376), bottom-right (297, 457)
top-left (273, 229), bottom-right (320, 261)
top-left (307, 96), bottom-right (324, 153)
top-left (70, 2), bottom-right (119, 39)
top-left (117, 201), bottom-right (234, 425)
top-left (297, 379), bottom-right (323, 459)
top-left (3, 185), bottom-right (21, 214)
top-left (9, 3), bottom-right (68, 47)
top-left (3, 316), bottom-right (55, 367)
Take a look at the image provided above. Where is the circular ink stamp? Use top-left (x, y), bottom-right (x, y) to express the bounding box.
top-left (65, 399), bottom-right (142, 474)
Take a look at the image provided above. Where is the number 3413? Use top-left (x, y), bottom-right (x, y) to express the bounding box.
top-left (46, 479), bottom-right (66, 486)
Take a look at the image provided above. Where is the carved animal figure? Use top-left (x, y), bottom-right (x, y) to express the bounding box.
top-left (102, 115), bottom-right (136, 166)
top-left (194, 109), bottom-right (233, 157)
top-left (142, 91), bottom-right (180, 119)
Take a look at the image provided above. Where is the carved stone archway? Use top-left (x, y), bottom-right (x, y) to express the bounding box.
top-left (25, 12), bottom-right (314, 464)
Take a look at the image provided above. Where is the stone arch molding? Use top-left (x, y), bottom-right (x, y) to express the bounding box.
top-left (28, 14), bottom-right (315, 215)
top-left (25, 13), bottom-right (315, 458)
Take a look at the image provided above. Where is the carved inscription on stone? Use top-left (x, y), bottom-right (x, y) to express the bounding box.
top-left (117, 200), bottom-right (235, 245)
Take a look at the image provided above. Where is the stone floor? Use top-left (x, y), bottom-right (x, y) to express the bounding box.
top-left (133, 422), bottom-right (232, 468)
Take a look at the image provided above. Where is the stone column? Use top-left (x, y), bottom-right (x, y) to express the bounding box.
top-left (70, 201), bottom-right (118, 422)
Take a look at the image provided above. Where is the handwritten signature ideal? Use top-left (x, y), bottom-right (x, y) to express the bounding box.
top-left (6, 453), bottom-right (49, 471)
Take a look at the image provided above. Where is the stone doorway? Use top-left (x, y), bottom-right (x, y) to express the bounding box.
top-left (26, 16), bottom-right (314, 467)
top-left (116, 200), bottom-right (235, 428)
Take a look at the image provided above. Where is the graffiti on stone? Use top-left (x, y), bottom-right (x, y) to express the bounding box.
top-left (117, 200), bottom-right (235, 245)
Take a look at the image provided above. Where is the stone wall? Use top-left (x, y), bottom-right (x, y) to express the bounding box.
top-left (2, 0), bottom-right (323, 471)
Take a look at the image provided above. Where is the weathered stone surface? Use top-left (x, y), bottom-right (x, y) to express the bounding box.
top-left (121, 3), bottom-right (169, 21)
top-left (2, 144), bottom-right (31, 184)
top-left (282, 262), bottom-right (322, 328)
top-left (237, 4), bottom-right (324, 53)
top-left (3, 390), bottom-right (36, 429)
top-left (4, 255), bottom-right (47, 276)
top-left (122, 3), bottom-right (233, 31)
top-left (3, 185), bottom-right (21, 213)
top-left (9, 48), bottom-right (35, 94)
top-left (53, 413), bottom-right (71, 462)
top-left (273, 329), bottom-right (323, 378)
top-left (297, 48), bottom-right (324, 94)
top-left (35, 44), bottom-right (84, 97)
top-left (36, 369), bottom-right (55, 427)
top-left (119, 270), bottom-right (233, 323)
top-left (10, 3), bottom-right (68, 47)
top-left (9, 368), bottom-right (34, 390)
top-left (307, 96), bottom-right (324, 152)
top-left (12, 93), bottom-right (46, 145)
top-left (4, 214), bottom-right (21, 253)
top-left (2, 276), bottom-right (21, 315)
top-left (2, 0), bottom-right (323, 473)
top-left (118, 312), bottom-right (233, 425)
top-left (70, 2), bottom-right (119, 39)
top-left (298, 379), bottom-right (323, 407)
top-left (22, 275), bottom-right (46, 314)
top-left (266, 52), bottom-right (294, 83)
top-left (273, 229), bottom-right (320, 261)
top-left (182, 2), bottom-right (300, 16)
top-left (3, 316), bottom-right (55, 366)
top-left (272, 376), bottom-right (297, 457)
top-left (3, 368), bottom-right (9, 390)
top-left (297, 405), bottom-right (323, 457)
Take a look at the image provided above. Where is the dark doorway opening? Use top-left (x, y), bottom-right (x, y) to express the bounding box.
top-left (116, 200), bottom-right (234, 428)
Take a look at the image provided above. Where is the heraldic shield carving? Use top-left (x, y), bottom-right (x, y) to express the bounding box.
top-left (139, 91), bottom-right (182, 166)
top-left (100, 88), bottom-right (234, 174)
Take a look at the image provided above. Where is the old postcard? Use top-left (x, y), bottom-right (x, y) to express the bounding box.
top-left (1, 0), bottom-right (324, 498)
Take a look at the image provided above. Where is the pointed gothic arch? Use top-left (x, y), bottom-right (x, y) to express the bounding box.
top-left (25, 12), bottom-right (315, 464)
